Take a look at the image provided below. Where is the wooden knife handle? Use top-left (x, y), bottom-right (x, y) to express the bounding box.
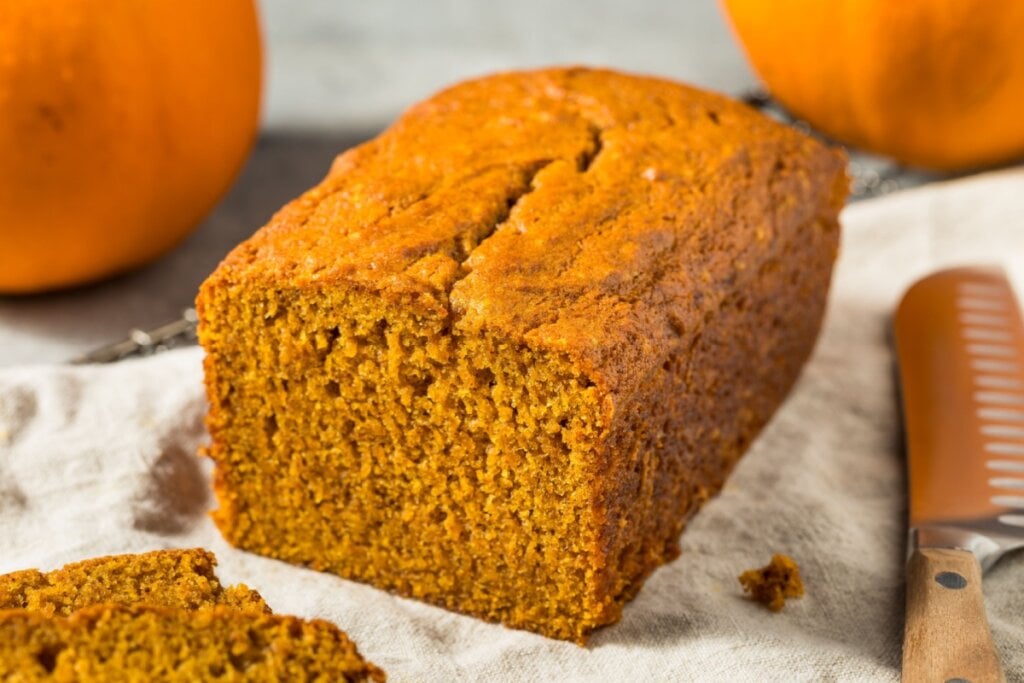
top-left (902, 547), bottom-right (1004, 683)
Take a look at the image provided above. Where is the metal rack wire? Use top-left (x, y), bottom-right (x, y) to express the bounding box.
top-left (71, 309), bottom-right (199, 364)
top-left (741, 91), bottom-right (939, 201)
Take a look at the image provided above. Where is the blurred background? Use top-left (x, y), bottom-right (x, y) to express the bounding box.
top-left (3, 0), bottom-right (1022, 365)
top-left (0, 0), bottom-right (755, 365)
top-left (260, 0), bottom-right (754, 131)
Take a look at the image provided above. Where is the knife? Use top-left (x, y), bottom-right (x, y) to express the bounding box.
top-left (894, 266), bottom-right (1024, 683)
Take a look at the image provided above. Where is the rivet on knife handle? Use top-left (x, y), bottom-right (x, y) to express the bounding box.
top-left (894, 266), bottom-right (1024, 683)
top-left (902, 548), bottom-right (1001, 682)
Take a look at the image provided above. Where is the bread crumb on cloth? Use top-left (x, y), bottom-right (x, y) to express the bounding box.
top-left (739, 554), bottom-right (804, 611)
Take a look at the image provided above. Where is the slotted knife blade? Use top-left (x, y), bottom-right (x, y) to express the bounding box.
top-left (894, 266), bottom-right (1024, 683)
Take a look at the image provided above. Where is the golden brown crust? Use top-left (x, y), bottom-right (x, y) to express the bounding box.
top-left (206, 67), bottom-right (845, 398)
top-left (450, 72), bottom-right (846, 401)
top-left (198, 66), bottom-right (846, 643)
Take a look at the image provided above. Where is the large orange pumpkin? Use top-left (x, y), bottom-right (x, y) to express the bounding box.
top-left (721, 0), bottom-right (1024, 171)
top-left (0, 1), bottom-right (262, 293)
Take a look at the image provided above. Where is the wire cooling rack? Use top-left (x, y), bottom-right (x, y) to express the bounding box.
top-left (72, 93), bottom-right (943, 364)
top-left (740, 91), bottom-right (941, 201)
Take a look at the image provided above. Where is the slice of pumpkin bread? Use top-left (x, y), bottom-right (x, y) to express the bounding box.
top-left (197, 67), bottom-right (847, 642)
top-left (0, 550), bottom-right (384, 680)
top-left (0, 549), bottom-right (267, 616)
top-left (0, 605), bottom-right (385, 682)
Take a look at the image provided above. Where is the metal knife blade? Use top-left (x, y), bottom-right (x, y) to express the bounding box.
top-left (895, 266), bottom-right (1024, 557)
top-left (894, 265), bottom-right (1024, 683)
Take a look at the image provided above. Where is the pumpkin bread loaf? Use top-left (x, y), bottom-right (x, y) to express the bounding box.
top-left (198, 67), bottom-right (847, 643)
top-left (0, 605), bottom-right (385, 682)
top-left (0, 548), bottom-right (267, 616)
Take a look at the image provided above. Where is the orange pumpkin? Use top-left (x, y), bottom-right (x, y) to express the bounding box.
top-left (0, 1), bottom-right (262, 293)
top-left (721, 0), bottom-right (1024, 171)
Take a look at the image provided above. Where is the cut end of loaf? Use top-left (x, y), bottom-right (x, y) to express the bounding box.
top-left (199, 282), bottom-right (625, 641)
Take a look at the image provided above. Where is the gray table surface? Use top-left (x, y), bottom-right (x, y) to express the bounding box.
top-left (0, 0), bottom-right (758, 366)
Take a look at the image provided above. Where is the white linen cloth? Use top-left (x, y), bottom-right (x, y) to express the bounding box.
top-left (2, 168), bottom-right (1023, 681)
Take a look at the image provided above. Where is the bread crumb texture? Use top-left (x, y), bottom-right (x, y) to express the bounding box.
top-left (0, 605), bottom-right (384, 682)
top-left (739, 553), bottom-right (805, 612)
top-left (0, 548), bottom-right (267, 617)
top-left (198, 66), bottom-right (847, 643)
